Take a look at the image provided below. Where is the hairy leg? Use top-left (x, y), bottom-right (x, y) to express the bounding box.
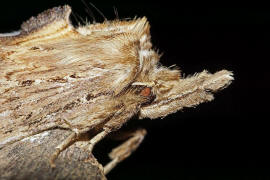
top-left (104, 128), bottom-right (147, 174)
top-left (50, 132), bottom-right (77, 167)
top-left (88, 129), bottom-right (110, 152)
top-left (50, 105), bottom-right (138, 169)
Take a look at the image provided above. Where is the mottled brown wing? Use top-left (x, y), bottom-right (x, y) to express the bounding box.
top-left (0, 5), bottom-right (148, 144)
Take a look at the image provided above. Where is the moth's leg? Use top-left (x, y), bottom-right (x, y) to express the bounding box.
top-left (104, 128), bottom-right (146, 175)
top-left (50, 132), bottom-right (78, 167)
top-left (88, 129), bottom-right (110, 152)
top-left (87, 105), bottom-right (137, 152)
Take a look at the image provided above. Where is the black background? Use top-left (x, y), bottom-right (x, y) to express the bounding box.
top-left (0, 1), bottom-right (269, 180)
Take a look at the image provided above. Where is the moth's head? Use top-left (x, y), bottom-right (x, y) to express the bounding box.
top-left (127, 19), bottom-right (234, 119)
top-left (134, 58), bottom-right (233, 119)
top-left (77, 15), bottom-right (233, 119)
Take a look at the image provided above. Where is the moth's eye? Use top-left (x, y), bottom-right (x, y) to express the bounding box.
top-left (140, 87), bottom-right (151, 97)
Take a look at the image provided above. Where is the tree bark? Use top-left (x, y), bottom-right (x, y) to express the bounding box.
top-left (0, 129), bottom-right (106, 180)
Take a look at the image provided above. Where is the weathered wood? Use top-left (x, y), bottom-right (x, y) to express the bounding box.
top-left (0, 129), bottom-right (106, 180)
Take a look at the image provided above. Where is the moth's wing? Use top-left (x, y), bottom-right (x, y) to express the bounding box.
top-left (0, 5), bottom-right (148, 142)
top-left (0, 5), bottom-right (150, 94)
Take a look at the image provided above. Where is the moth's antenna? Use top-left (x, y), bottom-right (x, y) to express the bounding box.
top-left (75, 12), bottom-right (87, 25)
top-left (89, 2), bottom-right (108, 22)
top-left (80, 0), bottom-right (96, 23)
top-left (71, 11), bottom-right (80, 26)
top-left (113, 6), bottom-right (119, 19)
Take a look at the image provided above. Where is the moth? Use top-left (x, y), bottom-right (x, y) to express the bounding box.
top-left (0, 5), bottom-right (233, 174)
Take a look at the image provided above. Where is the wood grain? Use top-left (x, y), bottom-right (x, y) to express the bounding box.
top-left (0, 128), bottom-right (106, 180)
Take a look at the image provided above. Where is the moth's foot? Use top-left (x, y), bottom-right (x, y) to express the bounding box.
top-left (50, 148), bottom-right (61, 168)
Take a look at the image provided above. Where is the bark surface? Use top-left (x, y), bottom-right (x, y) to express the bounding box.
top-left (0, 129), bottom-right (106, 180)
